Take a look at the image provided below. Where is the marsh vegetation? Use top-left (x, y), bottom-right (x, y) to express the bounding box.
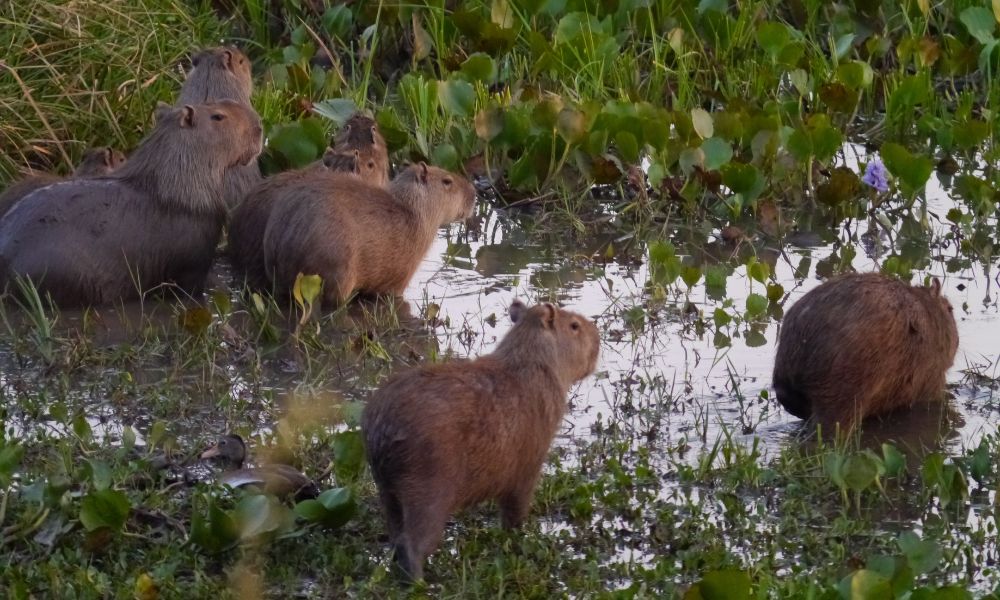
top-left (2, 0), bottom-right (1000, 597)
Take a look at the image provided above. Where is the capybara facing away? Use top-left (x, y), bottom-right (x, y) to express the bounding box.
top-left (773, 272), bottom-right (958, 433)
top-left (227, 113), bottom-right (390, 290)
top-left (177, 46), bottom-right (259, 209)
top-left (362, 300), bottom-right (600, 581)
top-left (261, 162), bottom-right (475, 306)
top-left (0, 147), bottom-right (126, 217)
top-left (0, 101), bottom-right (262, 307)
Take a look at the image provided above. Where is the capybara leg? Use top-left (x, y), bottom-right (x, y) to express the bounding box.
top-left (379, 488), bottom-right (404, 544)
top-left (499, 485), bottom-right (536, 529)
top-left (395, 499), bottom-right (449, 581)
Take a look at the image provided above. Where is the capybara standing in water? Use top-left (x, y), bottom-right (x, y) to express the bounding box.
top-left (227, 113), bottom-right (391, 289)
top-left (261, 162), bottom-right (475, 306)
top-left (0, 101), bottom-right (263, 307)
top-left (177, 46), bottom-right (260, 209)
top-left (773, 272), bottom-right (958, 433)
top-left (362, 300), bottom-right (600, 580)
top-left (0, 147), bottom-right (127, 217)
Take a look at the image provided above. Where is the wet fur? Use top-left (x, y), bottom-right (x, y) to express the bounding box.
top-left (177, 46), bottom-right (260, 210)
top-left (260, 164), bottom-right (475, 305)
top-left (227, 114), bottom-right (390, 289)
top-left (0, 147), bottom-right (126, 218)
top-left (362, 301), bottom-right (601, 581)
top-left (0, 101), bottom-right (262, 306)
top-left (772, 272), bottom-right (958, 433)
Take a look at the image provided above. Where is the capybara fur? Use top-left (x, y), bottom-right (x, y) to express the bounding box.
top-left (177, 46), bottom-right (260, 210)
top-left (362, 300), bottom-right (600, 581)
top-left (0, 101), bottom-right (263, 307)
top-left (227, 114), bottom-right (390, 289)
top-left (772, 272), bottom-right (958, 434)
top-left (0, 147), bottom-right (126, 217)
top-left (261, 162), bottom-right (475, 306)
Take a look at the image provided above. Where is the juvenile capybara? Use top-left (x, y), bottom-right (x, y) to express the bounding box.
top-left (261, 162), bottom-right (475, 306)
top-left (362, 300), bottom-right (601, 580)
top-left (0, 147), bottom-right (126, 217)
top-left (0, 101), bottom-right (263, 306)
top-left (772, 272), bottom-right (958, 433)
top-left (227, 114), bottom-right (390, 289)
top-left (177, 46), bottom-right (260, 209)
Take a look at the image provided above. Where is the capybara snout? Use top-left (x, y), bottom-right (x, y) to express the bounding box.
top-left (772, 272), bottom-right (958, 433)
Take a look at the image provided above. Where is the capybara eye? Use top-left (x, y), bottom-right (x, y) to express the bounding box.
top-left (211, 113), bottom-right (226, 121)
top-left (443, 178), bottom-right (453, 187)
top-left (571, 321), bottom-right (580, 331)
top-left (367, 161), bottom-right (375, 169)
top-left (219, 439), bottom-right (226, 446)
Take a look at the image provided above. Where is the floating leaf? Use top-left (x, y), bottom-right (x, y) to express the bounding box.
top-left (461, 53), bottom-right (497, 82)
top-left (438, 79), bottom-right (476, 117)
top-left (312, 98), bottom-right (359, 126)
top-left (898, 530), bottom-right (942, 575)
top-left (557, 108), bottom-right (586, 143)
top-left (294, 487), bottom-right (358, 529)
top-left (79, 489), bottom-right (130, 532)
top-left (745, 293), bottom-right (768, 317)
top-left (474, 107), bottom-right (505, 141)
top-left (881, 143), bottom-right (932, 196)
top-left (881, 443), bottom-right (906, 478)
top-left (756, 22), bottom-right (790, 58)
top-left (321, 4), bottom-right (353, 39)
top-left (691, 108), bottom-right (714, 139)
top-left (333, 430), bottom-right (365, 484)
top-left (842, 453), bottom-right (879, 492)
top-left (817, 167), bottom-right (861, 206)
top-left (701, 137), bottom-right (733, 171)
top-left (960, 6), bottom-right (997, 45)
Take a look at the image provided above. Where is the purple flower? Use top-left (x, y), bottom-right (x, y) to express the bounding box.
top-left (862, 157), bottom-right (889, 193)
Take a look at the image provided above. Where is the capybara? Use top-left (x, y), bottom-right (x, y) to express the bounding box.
top-left (0, 147), bottom-right (126, 217)
top-left (227, 114), bottom-right (390, 289)
top-left (362, 300), bottom-right (601, 580)
top-left (261, 162), bottom-right (475, 306)
top-left (772, 272), bottom-right (958, 433)
top-left (0, 101), bottom-right (263, 307)
top-left (177, 46), bottom-right (260, 209)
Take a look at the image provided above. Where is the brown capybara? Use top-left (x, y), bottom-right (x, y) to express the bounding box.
top-left (0, 147), bottom-right (127, 217)
top-left (0, 101), bottom-right (263, 307)
top-left (773, 272), bottom-right (958, 433)
top-left (261, 162), bottom-right (475, 306)
top-left (362, 300), bottom-right (601, 581)
top-left (177, 46), bottom-right (260, 210)
top-left (227, 114), bottom-right (390, 289)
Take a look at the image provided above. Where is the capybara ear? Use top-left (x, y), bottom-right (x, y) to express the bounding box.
top-left (368, 124), bottom-right (377, 145)
top-left (180, 105), bottom-right (195, 128)
top-left (418, 162), bottom-right (429, 184)
top-left (102, 147), bottom-right (115, 167)
top-left (540, 303), bottom-right (556, 329)
top-left (191, 49), bottom-right (204, 67)
top-left (929, 277), bottom-right (942, 295)
top-left (222, 48), bottom-right (234, 70)
top-left (509, 300), bottom-right (527, 323)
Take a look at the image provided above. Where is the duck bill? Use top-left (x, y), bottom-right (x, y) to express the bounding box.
top-left (200, 445), bottom-right (222, 459)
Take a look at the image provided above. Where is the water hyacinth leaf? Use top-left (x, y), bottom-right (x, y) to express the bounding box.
top-left (691, 108), bottom-right (714, 139)
top-left (968, 439), bottom-right (992, 482)
top-left (842, 453), bottom-right (879, 492)
top-left (881, 143), bottom-right (932, 196)
top-left (679, 147), bottom-right (705, 175)
top-left (615, 131), bottom-right (639, 163)
top-left (79, 489), bottom-right (130, 532)
top-left (87, 459), bottom-right (112, 491)
top-left (756, 21), bottom-right (790, 58)
top-left (837, 61), bottom-right (874, 88)
top-left (190, 496), bottom-right (239, 554)
top-left (881, 443), bottom-right (906, 477)
top-left (321, 4), bottom-right (353, 39)
top-left (888, 74), bottom-right (930, 119)
top-left (292, 274), bottom-right (323, 312)
top-left (960, 6), bottom-right (997, 45)
top-left (817, 167), bottom-right (862, 205)
top-left (898, 530), bottom-right (942, 575)
top-left (681, 266), bottom-right (702, 288)
top-left (333, 430), bottom-right (365, 483)
top-left (294, 487), bottom-right (358, 528)
top-left (686, 569), bottom-right (751, 599)
top-left (438, 79), bottom-right (476, 117)
top-left (375, 108), bottom-right (410, 150)
top-left (1, 441), bottom-right (24, 486)
top-left (180, 307), bottom-right (212, 335)
top-left (721, 162), bottom-right (763, 197)
top-left (648, 241), bottom-right (681, 285)
top-left (766, 283), bottom-right (784, 302)
top-left (460, 53), bottom-right (497, 82)
top-left (748, 260), bottom-right (769, 283)
top-left (838, 569), bottom-right (894, 598)
top-left (705, 265), bottom-right (728, 290)
top-left (234, 494), bottom-right (292, 540)
top-left (474, 107), bottom-right (504, 141)
top-left (713, 307), bottom-right (731, 327)
top-left (557, 108), bottom-right (586, 143)
top-left (952, 120), bottom-right (989, 149)
top-left (824, 452), bottom-right (847, 488)
top-left (745, 293), bottom-right (768, 318)
top-left (312, 98), bottom-right (359, 126)
top-left (532, 97), bottom-right (562, 128)
top-left (431, 143), bottom-right (460, 171)
top-left (701, 137), bottom-right (733, 171)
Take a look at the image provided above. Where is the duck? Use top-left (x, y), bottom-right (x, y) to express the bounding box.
top-left (200, 434), bottom-right (320, 501)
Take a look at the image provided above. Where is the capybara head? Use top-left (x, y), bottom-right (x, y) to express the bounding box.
top-left (74, 147), bottom-right (126, 177)
top-left (912, 277), bottom-right (959, 356)
top-left (116, 100), bottom-right (262, 213)
top-left (501, 300), bottom-right (600, 386)
top-left (321, 148), bottom-right (360, 175)
top-left (180, 46), bottom-right (253, 104)
top-left (391, 162), bottom-right (476, 223)
top-left (332, 114), bottom-right (390, 187)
